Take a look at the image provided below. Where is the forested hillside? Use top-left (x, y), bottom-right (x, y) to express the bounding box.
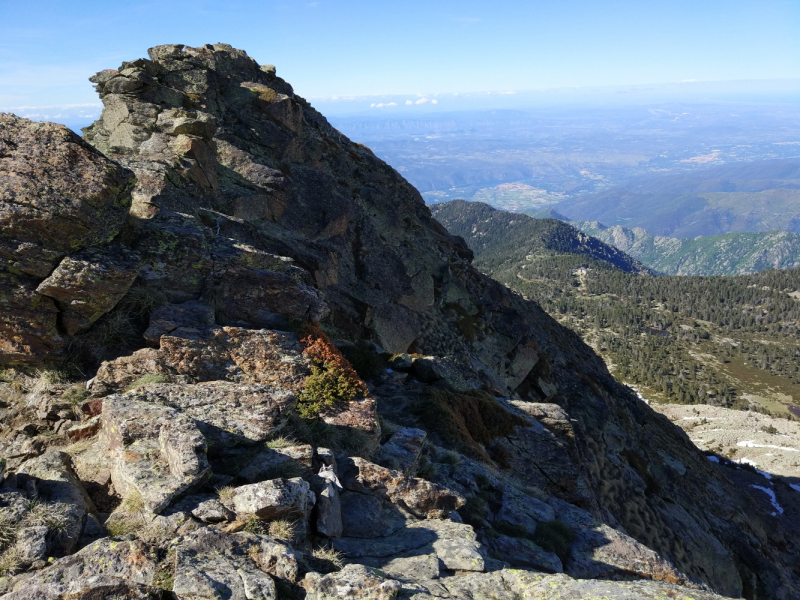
top-left (572, 221), bottom-right (800, 276)
top-left (434, 200), bottom-right (800, 415)
top-left (431, 200), bottom-right (651, 275)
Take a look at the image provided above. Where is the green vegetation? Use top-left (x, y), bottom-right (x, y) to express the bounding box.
top-left (436, 200), bottom-right (800, 414)
top-left (243, 516), bottom-right (270, 535)
top-left (571, 220), bottom-right (800, 276)
top-left (532, 520), bottom-right (575, 561)
top-left (125, 373), bottom-right (169, 392)
top-left (297, 325), bottom-right (369, 418)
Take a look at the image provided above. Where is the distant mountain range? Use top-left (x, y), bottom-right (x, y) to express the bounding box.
top-left (553, 159), bottom-right (800, 238)
top-left (524, 207), bottom-right (800, 276)
top-left (430, 200), bottom-right (651, 275)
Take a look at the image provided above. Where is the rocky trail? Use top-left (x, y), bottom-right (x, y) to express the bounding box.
top-left (1, 44), bottom-right (799, 599)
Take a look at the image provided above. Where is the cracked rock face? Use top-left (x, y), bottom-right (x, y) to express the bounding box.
top-left (0, 115), bottom-right (134, 364)
top-left (101, 395), bottom-right (211, 513)
top-left (0, 115), bottom-right (133, 266)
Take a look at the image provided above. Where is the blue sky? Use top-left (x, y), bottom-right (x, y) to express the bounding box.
top-left (1, 0), bottom-right (798, 117)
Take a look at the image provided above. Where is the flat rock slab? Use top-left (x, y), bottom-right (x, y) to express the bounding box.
top-left (4, 537), bottom-right (158, 597)
top-left (92, 326), bottom-right (309, 396)
top-left (339, 489), bottom-right (412, 539)
top-left (302, 564), bottom-right (401, 600)
top-left (239, 445), bottom-right (313, 483)
top-left (0, 114), bottom-right (133, 265)
top-left (174, 528), bottom-right (278, 600)
top-left (1, 580), bottom-right (167, 600)
top-left (333, 527), bottom-right (437, 559)
top-left (547, 497), bottom-right (690, 585)
top-left (334, 519), bottom-right (484, 581)
top-left (101, 395), bottom-right (211, 513)
top-left (490, 534), bottom-right (562, 573)
top-left (35, 243), bottom-right (140, 336)
top-left (128, 382), bottom-right (298, 447)
top-left (339, 457), bottom-right (464, 520)
top-left (403, 569), bottom-right (733, 600)
top-left (408, 520), bottom-right (484, 572)
top-left (231, 477), bottom-right (315, 521)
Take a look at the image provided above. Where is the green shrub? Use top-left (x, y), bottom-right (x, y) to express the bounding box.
top-left (305, 547), bottom-right (344, 573)
top-left (119, 286), bottom-right (167, 318)
top-left (0, 516), bottom-right (15, 552)
top-left (266, 437), bottom-right (295, 449)
top-left (261, 461), bottom-right (307, 480)
top-left (243, 516), bottom-right (270, 535)
top-left (459, 495), bottom-right (488, 527)
top-left (435, 449), bottom-right (461, 466)
top-left (414, 455), bottom-right (436, 480)
top-left (533, 519), bottom-right (575, 560)
top-left (95, 311), bottom-right (138, 349)
top-left (217, 486), bottom-right (235, 501)
top-left (297, 325), bottom-right (369, 419)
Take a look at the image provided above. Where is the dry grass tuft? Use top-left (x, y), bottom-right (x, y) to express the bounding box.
top-left (268, 519), bottom-right (296, 541)
top-left (265, 437), bottom-right (294, 449)
top-left (0, 546), bottom-right (23, 576)
top-left (216, 486), bottom-right (236, 501)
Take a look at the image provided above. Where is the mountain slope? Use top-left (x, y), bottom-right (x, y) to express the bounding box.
top-left (0, 44), bottom-right (798, 599)
top-left (431, 200), bottom-right (652, 275)
top-left (555, 159), bottom-right (800, 237)
top-left (572, 220), bottom-right (800, 275)
top-left (441, 201), bottom-right (800, 413)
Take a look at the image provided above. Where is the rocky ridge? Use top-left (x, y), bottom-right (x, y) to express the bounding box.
top-left (0, 43), bottom-right (798, 599)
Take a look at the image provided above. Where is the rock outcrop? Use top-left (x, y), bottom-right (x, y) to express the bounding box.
top-left (0, 43), bottom-right (799, 600)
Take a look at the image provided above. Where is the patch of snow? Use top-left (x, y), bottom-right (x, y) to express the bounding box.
top-left (707, 456), bottom-right (720, 463)
top-left (735, 458), bottom-right (772, 480)
top-left (751, 485), bottom-right (784, 516)
top-left (627, 385), bottom-right (649, 405)
top-left (737, 440), bottom-right (800, 452)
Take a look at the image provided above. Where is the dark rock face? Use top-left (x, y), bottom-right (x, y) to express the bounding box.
top-left (0, 115), bottom-right (133, 266)
top-left (0, 44), bottom-right (798, 600)
top-left (0, 114), bottom-right (134, 363)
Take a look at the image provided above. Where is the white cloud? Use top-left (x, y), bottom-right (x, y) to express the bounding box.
top-left (370, 102), bottom-right (397, 108)
top-left (432, 99), bottom-right (438, 104)
top-left (405, 99), bottom-right (413, 105)
top-left (415, 98), bottom-right (430, 104)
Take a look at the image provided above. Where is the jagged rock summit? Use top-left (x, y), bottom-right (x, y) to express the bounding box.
top-left (0, 44), bottom-right (799, 599)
